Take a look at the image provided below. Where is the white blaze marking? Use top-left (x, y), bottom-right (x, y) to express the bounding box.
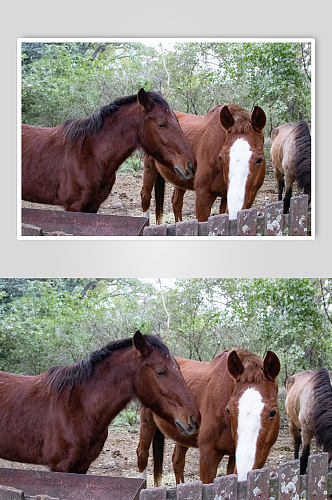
top-left (228, 138), bottom-right (252, 220)
top-left (236, 388), bottom-right (264, 482)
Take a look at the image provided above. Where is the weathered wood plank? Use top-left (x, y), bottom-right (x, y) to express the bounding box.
top-left (213, 474), bottom-right (237, 499)
top-left (21, 223), bottom-right (42, 236)
top-left (143, 225), bottom-right (167, 236)
top-left (207, 214), bottom-right (229, 236)
top-left (140, 486), bottom-right (167, 499)
top-left (265, 201), bottom-right (283, 236)
top-left (177, 480), bottom-right (202, 499)
top-left (289, 195), bottom-right (308, 236)
top-left (246, 468), bottom-right (270, 499)
top-left (279, 459), bottom-right (300, 499)
top-left (175, 220), bottom-right (199, 236)
top-left (0, 485), bottom-right (24, 500)
top-left (237, 208), bottom-right (257, 236)
top-left (306, 453), bottom-right (329, 499)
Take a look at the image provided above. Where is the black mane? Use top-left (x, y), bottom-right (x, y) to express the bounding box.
top-left (312, 367), bottom-right (332, 452)
top-left (46, 334), bottom-right (169, 395)
top-left (61, 91), bottom-right (170, 144)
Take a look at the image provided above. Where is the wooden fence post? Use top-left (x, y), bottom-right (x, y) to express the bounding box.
top-left (140, 486), bottom-right (167, 499)
top-left (289, 195), bottom-right (308, 236)
top-left (278, 459), bottom-right (300, 499)
top-left (207, 214), bottom-right (229, 236)
top-left (265, 201), bottom-right (284, 236)
top-left (143, 225), bottom-right (167, 236)
top-left (177, 480), bottom-right (203, 499)
top-left (237, 208), bottom-right (257, 236)
top-left (175, 220), bottom-right (199, 236)
top-left (213, 474), bottom-right (237, 499)
top-left (0, 486), bottom-right (24, 500)
top-left (306, 452), bottom-right (329, 499)
top-left (246, 469), bottom-right (270, 499)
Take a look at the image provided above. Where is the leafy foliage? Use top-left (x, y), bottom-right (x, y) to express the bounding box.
top-left (21, 41), bottom-right (312, 144)
top-left (0, 279), bottom-right (329, 387)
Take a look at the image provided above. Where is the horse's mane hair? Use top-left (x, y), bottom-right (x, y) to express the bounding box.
top-left (61, 92), bottom-right (170, 144)
top-left (45, 334), bottom-right (169, 395)
top-left (312, 367), bottom-right (332, 452)
top-left (235, 349), bottom-right (266, 383)
top-left (210, 104), bottom-right (256, 134)
top-left (293, 119), bottom-right (311, 192)
top-left (215, 349), bottom-right (265, 383)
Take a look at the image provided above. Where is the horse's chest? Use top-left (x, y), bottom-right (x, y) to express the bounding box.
top-left (210, 168), bottom-right (227, 196)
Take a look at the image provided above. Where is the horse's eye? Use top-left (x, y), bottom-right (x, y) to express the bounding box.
top-left (158, 123), bottom-right (167, 128)
top-left (226, 406), bottom-right (230, 414)
top-left (256, 157), bottom-right (263, 164)
top-left (268, 409), bottom-right (277, 418)
top-left (157, 370), bottom-right (166, 376)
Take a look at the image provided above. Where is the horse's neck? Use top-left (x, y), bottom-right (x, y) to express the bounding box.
top-left (207, 357), bottom-right (234, 400)
top-left (80, 350), bottom-right (137, 428)
top-left (98, 104), bottom-right (142, 167)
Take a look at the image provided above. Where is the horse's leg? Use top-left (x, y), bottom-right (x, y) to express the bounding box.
top-left (226, 454), bottom-right (235, 474)
top-left (199, 444), bottom-right (223, 484)
top-left (283, 170), bottom-right (296, 214)
top-left (195, 189), bottom-right (217, 222)
top-left (141, 155), bottom-right (158, 216)
top-left (171, 187), bottom-right (186, 222)
top-left (288, 421), bottom-right (301, 459)
top-left (278, 177), bottom-right (285, 201)
top-left (136, 407), bottom-right (156, 475)
top-left (300, 429), bottom-right (313, 475)
top-left (172, 444), bottom-right (189, 484)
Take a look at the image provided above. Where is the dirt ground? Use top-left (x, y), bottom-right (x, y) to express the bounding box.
top-left (21, 168), bottom-right (301, 226)
top-left (0, 398), bottom-right (321, 488)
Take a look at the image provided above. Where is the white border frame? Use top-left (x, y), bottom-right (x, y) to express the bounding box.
top-left (17, 37), bottom-right (315, 241)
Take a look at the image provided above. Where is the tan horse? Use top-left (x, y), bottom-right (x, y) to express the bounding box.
top-left (137, 349), bottom-right (280, 485)
top-left (270, 120), bottom-right (311, 213)
top-left (141, 104), bottom-right (266, 223)
top-left (285, 367), bottom-right (332, 475)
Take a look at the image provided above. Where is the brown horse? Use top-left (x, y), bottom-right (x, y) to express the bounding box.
top-left (0, 331), bottom-right (200, 473)
top-left (22, 89), bottom-right (196, 213)
top-left (141, 104), bottom-right (266, 223)
top-left (137, 349), bottom-right (280, 485)
top-left (270, 120), bottom-right (311, 213)
top-left (285, 367), bottom-right (332, 474)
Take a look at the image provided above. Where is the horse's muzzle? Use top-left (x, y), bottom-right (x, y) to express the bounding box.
top-left (175, 415), bottom-right (199, 436)
top-left (174, 162), bottom-right (195, 180)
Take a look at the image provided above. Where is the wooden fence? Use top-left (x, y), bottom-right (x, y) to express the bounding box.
top-left (139, 453), bottom-right (331, 499)
top-left (143, 195), bottom-right (311, 237)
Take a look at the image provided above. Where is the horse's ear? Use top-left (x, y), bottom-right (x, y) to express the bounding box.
top-left (227, 350), bottom-right (244, 380)
top-left (137, 88), bottom-right (154, 111)
top-left (263, 351), bottom-right (280, 381)
top-left (220, 106), bottom-right (235, 131)
top-left (133, 330), bottom-right (153, 358)
top-left (251, 106), bottom-right (266, 132)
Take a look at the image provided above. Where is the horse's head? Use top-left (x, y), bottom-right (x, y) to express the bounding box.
top-left (132, 331), bottom-right (200, 436)
top-left (137, 89), bottom-right (196, 180)
top-left (218, 105), bottom-right (266, 220)
top-left (226, 350), bottom-right (280, 482)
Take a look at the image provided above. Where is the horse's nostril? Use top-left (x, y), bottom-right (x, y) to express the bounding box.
top-left (190, 415), bottom-right (198, 429)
